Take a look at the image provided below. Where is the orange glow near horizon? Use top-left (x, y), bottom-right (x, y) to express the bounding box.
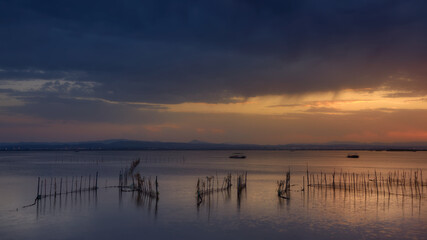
top-left (2, 88), bottom-right (427, 144)
top-left (161, 89), bottom-right (427, 115)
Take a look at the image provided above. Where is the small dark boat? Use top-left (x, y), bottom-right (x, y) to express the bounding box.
top-left (229, 153), bottom-right (246, 159)
top-left (347, 153), bottom-right (359, 158)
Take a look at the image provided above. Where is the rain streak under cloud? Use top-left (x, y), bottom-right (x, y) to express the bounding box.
top-left (1, 0), bottom-right (427, 144)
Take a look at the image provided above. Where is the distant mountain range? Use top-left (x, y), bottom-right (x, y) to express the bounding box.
top-left (0, 139), bottom-right (427, 151)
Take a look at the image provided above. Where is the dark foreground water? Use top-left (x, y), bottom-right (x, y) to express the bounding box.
top-left (0, 150), bottom-right (426, 240)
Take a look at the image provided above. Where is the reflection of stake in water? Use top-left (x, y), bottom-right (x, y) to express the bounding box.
top-left (236, 172), bottom-right (247, 210)
top-left (196, 188), bottom-right (234, 221)
top-left (33, 186), bottom-right (98, 218)
top-left (132, 191), bottom-right (158, 217)
top-left (237, 186), bottom-right (247, 211)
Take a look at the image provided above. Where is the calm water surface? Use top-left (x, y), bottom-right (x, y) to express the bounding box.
top-left (0, 150), bottom-right (426, 240)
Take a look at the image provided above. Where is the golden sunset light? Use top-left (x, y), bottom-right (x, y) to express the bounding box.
top-left (1, 2), bottom-right (427, 240)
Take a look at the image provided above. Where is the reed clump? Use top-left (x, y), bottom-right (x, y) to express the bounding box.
top-left (119, 159), bottom-right (159, 199)
top-left (277, 170), bottom-right (291, 199)
top-left (196, 172), bottom-right (235, 205)
top-left (128, 158), bottom-right (140, 175)
top-left (237, 171), bottom-right (247, 192)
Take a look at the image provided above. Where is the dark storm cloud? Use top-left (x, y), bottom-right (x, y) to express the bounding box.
top-left (1, 0), bottom-right (427, 104)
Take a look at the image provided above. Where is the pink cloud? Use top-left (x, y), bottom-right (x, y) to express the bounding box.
top-left (387, 131), bottom-right (427, 141)
top-left (144, 124), bottom-right (180, 133)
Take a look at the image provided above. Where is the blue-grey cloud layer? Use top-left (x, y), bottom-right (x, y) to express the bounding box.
top-left (1, 0), bottom-right (427, 104)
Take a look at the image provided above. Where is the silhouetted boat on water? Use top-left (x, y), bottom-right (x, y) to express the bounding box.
top-left (347, 153), bottom-right (359, 158)
top-left (229, 153), bottom-right (246, 159)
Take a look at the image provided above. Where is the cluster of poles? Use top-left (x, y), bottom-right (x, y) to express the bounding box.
top-left (27, 164), bottom-right (425, 210)
top-left (305, 168), bottom-right (425, 198)
top-left (196, 172), bottom-right (247, 205)
top-left (24, 172), bottom-right (99, 208)
top-left (36, 172), bottom-right (99, 200)
top-left (26, 159), bottom-right (159, 208)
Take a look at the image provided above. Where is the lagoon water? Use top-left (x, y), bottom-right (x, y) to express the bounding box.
top-left (0, 150), bottom-right (426, 240)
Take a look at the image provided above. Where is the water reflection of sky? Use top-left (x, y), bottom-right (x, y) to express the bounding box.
top-left (0, 150), bottom-right (426, 240)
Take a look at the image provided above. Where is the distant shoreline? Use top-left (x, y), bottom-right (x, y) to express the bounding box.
top-left (1, 139), bottom-right (427, 152)
top-left (0, 148), bottom-right (426, 152)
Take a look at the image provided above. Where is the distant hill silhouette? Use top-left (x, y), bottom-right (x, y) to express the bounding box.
top-left (0, 139), bottom-right (426, 151)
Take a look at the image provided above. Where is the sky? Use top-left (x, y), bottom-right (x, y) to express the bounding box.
top-left (1, 0), bottom-right (427, 144)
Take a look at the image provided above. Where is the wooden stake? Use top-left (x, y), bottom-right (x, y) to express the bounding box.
top-left (37, 177), bottom-right (40, 199)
